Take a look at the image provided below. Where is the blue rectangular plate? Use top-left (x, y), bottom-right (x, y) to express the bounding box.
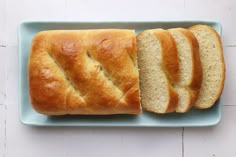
top-left (18, 21), bottom-right (222, 127)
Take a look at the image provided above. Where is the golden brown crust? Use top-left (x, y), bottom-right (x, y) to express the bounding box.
top-left (165, 84), bottom-right (179, 113)
top-left (177, 28), bottom-right (202, 91)
top-left (28, 29), bottom-right (141, 115)
top-left (189, 25), bottom-right (226, 109)
top-left (141, 84), bottom-right (178, 114)
top-left (183, 28), bottom-right (203, 109)
top-left (148, 29), bottom-right (179, 113)
top-left (169, 28), bottom-right (203, 112)
top-left (152, 29), bottom-right (179, 113)
top-left (151, 29), bottom-right (179, 84)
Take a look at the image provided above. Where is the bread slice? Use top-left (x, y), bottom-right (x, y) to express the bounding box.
top-left (189, 25), bottom-right (225, 109)
top-left (168, 28), bottom-right (202, 112)
top-left (137, 29), bottom-right (179, 113)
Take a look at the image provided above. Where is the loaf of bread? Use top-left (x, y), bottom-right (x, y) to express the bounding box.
top-left (137, 29), bottom-right (179, 113)
top-left (29, 25), bottom-right (225, 116)
top-left (28, 29), bottom-right (142, 115)
top-left (168, 28), bottom-right (202, 113)
top-left (189, 25), bottom-right (226, 109)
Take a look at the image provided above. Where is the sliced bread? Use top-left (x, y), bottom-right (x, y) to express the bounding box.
top-left (168, 28), bottom-right (202, 112)
top-left (189, 25), bottom-right (225, 109)
top-left (137, 29), bottom-right (179, 113)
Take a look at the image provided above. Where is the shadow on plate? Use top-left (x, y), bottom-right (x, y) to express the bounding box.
top-left (47, 114), bottom-right (139, 123)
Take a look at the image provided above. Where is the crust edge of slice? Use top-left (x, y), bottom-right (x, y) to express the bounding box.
top-left (189, 24), bottom-right (226, 109)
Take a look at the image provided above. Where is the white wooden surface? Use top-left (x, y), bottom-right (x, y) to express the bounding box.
top-left (0, 0), bottom-right (235, 157)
